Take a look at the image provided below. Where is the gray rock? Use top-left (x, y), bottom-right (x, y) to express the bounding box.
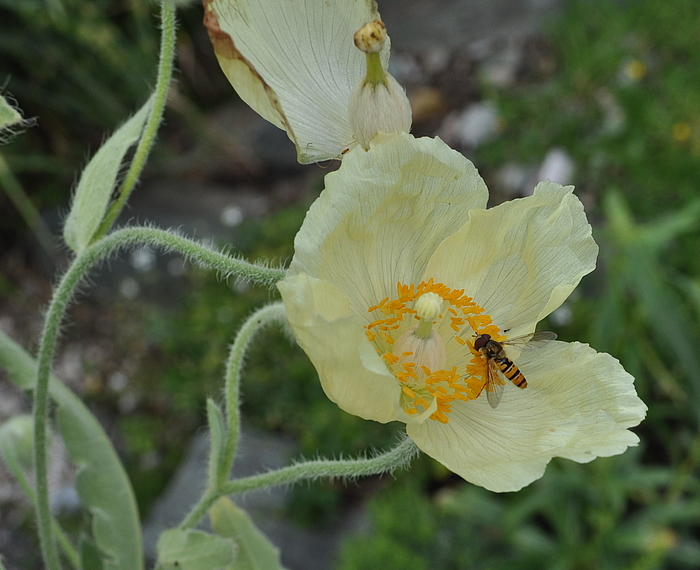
top-left (142, 431), bottom-right (210, 557)
top-left (380, 0), bottom-right (565, 53)
top-left (142, 425), bottom-right (367, 570)
top-left (495, 163), bottom-right (536, 197)
top-left (440, 101), bottom-right (500, 148)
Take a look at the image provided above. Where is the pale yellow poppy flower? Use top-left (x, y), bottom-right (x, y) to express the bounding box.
top-left (277, 133), bottom-right (647, 492)
top-left (203, 0), bottom-right (411, 163)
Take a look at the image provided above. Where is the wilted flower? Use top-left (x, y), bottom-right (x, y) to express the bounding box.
top-left (277, 133), bottom-right (646, 492)
top-left (203, 0), bottom-right (411, 163)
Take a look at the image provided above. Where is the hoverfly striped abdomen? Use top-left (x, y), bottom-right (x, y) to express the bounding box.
top-left (473, 331), bottom-right (556, 408)
top-left (493, 354), bottom-right (527, 388)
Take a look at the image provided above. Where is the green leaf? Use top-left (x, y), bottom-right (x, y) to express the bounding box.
top-left (79, 534), bottom-right (105, 570)
top-left (0, 414), bottom-right (35, 470)
top-left (155, 529), bottom-right (237, 570)
top-left (63, 94), bottom-right (154, 253)
top-left (627, 251), bottom-right (700, 411)
top-left (209, 497), bottom-right (285, 570)
top-left (0, 330), bottom-right (143, 570)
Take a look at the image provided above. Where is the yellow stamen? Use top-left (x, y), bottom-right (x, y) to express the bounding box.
top-left (365, 280), bottom-right (504, 422)
top-left (383, 352), bottom-right (399, 365)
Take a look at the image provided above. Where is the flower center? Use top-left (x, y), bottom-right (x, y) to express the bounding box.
top-left (365, 279), bottom-right (505, 423)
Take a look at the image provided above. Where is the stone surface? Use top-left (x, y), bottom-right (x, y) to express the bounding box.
top-left (380, 0), bottom-right (564, 53)
top-left (142, 425), bottom-right (366, 570)
top-left (439, 100), bottom-right (501, 149)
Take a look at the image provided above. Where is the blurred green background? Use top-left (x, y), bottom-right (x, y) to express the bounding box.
top-left (1, 0), bottom-right (700, 569)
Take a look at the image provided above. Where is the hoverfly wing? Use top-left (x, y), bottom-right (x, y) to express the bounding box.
top-left (528, 331), bottom-right (557, 342)
top-left (503, 331), bottom-right (557, 348)
top-left (485, 362), bottom-right (505, 409)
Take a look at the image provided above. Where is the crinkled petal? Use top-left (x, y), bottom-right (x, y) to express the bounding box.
top-left (278, 273), bottom-right (401, 423)
top-left (424, 181), bottom-right (597, 338)
top-left (204, 0), bottom-right (387, 163)
top-left (289, 133), bottom-right (489, 317)
top-left (407, 341), bottom-right (646, 492)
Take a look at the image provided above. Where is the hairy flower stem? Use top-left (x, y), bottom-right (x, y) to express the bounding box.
top-left (180, 435), bottom-right (419, 530)
top-left (92, 2), bottom-right (177, 243)
top-left (218, 303), bottom-right (288, 485)
top-left (33, 226), bottom-right (282, 569)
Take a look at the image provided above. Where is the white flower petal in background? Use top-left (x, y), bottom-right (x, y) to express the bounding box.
top-left (204, 0), bottom-right (389, 163)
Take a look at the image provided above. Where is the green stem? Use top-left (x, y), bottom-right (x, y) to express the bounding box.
top-left (206, 399), bottom-right (226, 491)
top-left (180, 434), bottom-right (419, 530)
top-left (33, 226), bottom-right (283, 569)
top-left (112, 226), bottom-right (285, 285)
top-left (0, 440), bottom-right (79, 570)
top-left (218, 303), bottom-right (288, 485)
top-left (91, 1), bottom-right (177, 243)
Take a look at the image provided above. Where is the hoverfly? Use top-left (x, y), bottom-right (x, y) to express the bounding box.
top-left (473, 331), bottom-right (557, 409)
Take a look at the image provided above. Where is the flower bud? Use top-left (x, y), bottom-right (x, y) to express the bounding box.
top-left (348, 21), bottom-right (412, 149)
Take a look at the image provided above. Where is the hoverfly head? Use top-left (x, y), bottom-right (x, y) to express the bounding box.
top-left (473, 333), bottom-right (492, 351)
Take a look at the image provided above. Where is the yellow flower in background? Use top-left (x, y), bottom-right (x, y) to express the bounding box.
top-left (278, 133), bottom-right (646, 492)
top-left (203, 0), bottom-right (411, 163)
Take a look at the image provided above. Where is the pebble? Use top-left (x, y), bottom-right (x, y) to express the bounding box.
top-left (536, 147), bottom-right (575, 186)
top-left (441, 101), bottom-right (500, 148)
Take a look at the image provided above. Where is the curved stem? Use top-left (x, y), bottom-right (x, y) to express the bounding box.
top-left (218, 303), bottom-right (288, 485)
top-left (33, 226), bottom-right (283, 569)
top-left (104, 226), bottom-right (285, 286)
top-left (92, 1), bottom-right (177, 243)
top-left (180, 434), bottom-right (419, 530)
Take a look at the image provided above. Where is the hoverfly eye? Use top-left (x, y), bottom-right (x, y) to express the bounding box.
top-left (473, 334), bottom-right (491, 351)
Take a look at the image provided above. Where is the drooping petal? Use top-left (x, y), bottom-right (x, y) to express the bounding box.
top-left (289, 133), bottom-right (489, 317)
top-left (424, 181), bottom-right (597, 338)
top-left (407, 341), bottom-right (646, 492)
top-left (278, 272), bottom-right (402, 423)
top-left (203, 0), bottom-right (387, 163)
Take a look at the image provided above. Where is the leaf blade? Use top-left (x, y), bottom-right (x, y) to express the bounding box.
top-left (209, 497), bottom-right (285, 570)
top-left (0, 331), bottom-right (144, 570)
top-left (155, 529), bottom-right (237, 570)
top-left (63, 95), bottom-right (154, 253)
